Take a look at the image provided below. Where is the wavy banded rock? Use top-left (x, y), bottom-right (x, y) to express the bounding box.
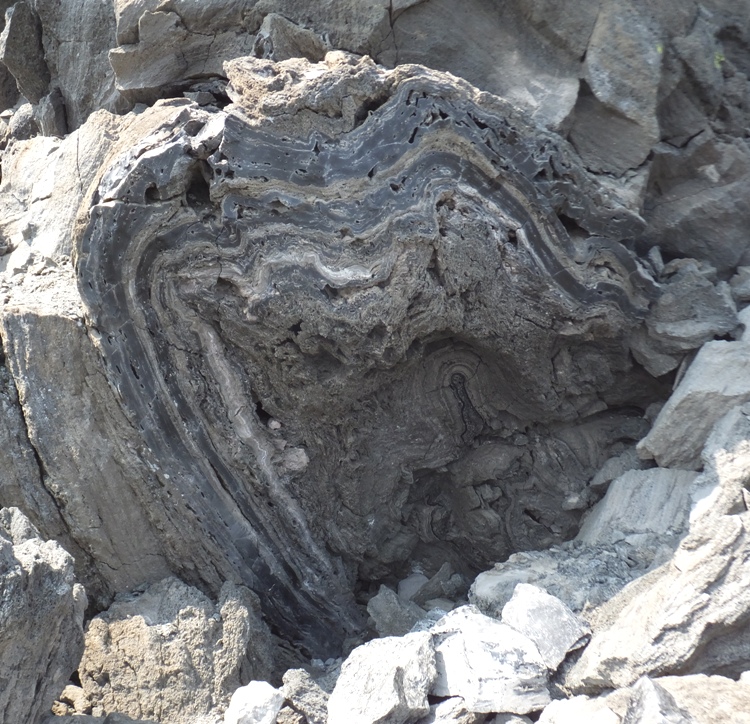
top-left (69, 54), bottom-right (667, 653)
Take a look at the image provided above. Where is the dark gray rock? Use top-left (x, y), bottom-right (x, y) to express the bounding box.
top-left (0, 1), bottom-right (49, 103)
top-left (367, 584), bottom-right (427, 637)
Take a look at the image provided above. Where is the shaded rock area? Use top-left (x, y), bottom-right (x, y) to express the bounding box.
top-left (0, 0), bottom-right (750, 722)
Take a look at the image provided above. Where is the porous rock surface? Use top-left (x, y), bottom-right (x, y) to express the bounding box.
top-left (79, 577), bottom-right (274, 724)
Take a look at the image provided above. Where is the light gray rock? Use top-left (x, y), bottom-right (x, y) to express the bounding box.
top-left (576, 469), bottom-right (698, 546)
top-left (0, 507), bottom-right (87, 724)
top-left (327, 632), bottom-right (436, 724)
top-left (656, 674), bottom-right (750, 724)
top-left (565, 502), bottom-right (750, 692)
top-left (398, 572), bottom-right (430, 601)
top-left (0, 1), bottom-right (49, 103)
top-left (487, 716), bottom-right (532, 724)
top-left (589, 448), bottom-right (646, 489)
top-left (224, 681), bottom-right (284, 724)
top-left (431, 606), bottom-right (550, 714)
top-left (501, 584), bottom-right (589, 671)
top-left (537, 696), bottom-right (619, 724)
top-left (281, 669), bottom-right (328, 724)
top-left (367, 584), bottom-right (427, 637)
top-left (622, 677), bottom-right (696, 724)
top-left (79, 578), bottom-right (275, 724)
top-left (638, 306), bottom-right (750, 469)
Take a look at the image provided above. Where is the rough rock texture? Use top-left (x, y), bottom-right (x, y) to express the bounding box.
top-left (0, 507), bottom-right (87, 724)
top-left (367, 584), bottom-right (427, 637)
top-left (281, 669), bottom-right (329, 724)
top-left (327, 631), bottom-right (436, 724)
top-left (566, 404), bottom-right (750, 691)
top-left (79, 577), bottom-right (275, 724)
top-left (431, 606), bottom-right (550, 714)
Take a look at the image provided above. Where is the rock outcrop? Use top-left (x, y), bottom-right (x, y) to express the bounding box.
top-left (1, 0), bottom-right (750, 721)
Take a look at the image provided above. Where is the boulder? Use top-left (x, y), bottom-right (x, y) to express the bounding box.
top-left (656, 674), bottom-right (750, 724)
top-left (621, 677), bottom-right (696, 724)
top-left (431, 606), bottom-right (550, 714)
top-left (79, 578), bottom-right (275, 723)
top-left (638, 306), bottom-right (750, 469)
top-left (327, 632), bottom-right (436, 724)
top-left (0, 507), bottom-right (87, 724)
top-left (500, 584), bottom-right (589, 671)
top-left (224, 681), bottom-right (284, 724)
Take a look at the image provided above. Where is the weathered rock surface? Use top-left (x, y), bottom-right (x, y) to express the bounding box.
top-left (281, 669), bottom-right (329, 724)
top-left (431, 606), bottom-right (550, 714)
top-left (0, 507), bottom-right (87, 724)
top-left (566, 403), bottom-right (750, 691)
top-left (79, 577), bottom-right (275, 724)
top-left (367, 584), bottom-right (427, 637)
top-left (327, 631), bottom-right (436, 724)
top-left (417, 697), bottom-right (487, 724)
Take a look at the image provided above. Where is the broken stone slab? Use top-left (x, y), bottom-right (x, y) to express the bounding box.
top-left (0, 1), bottom-right (50, 103)
top-left (621, 677), bottom-right (696, 724)
top-left (638, 306), bottom-right (750, 469)
top-left (79, 578), bottom-right (275, 724)
top-left (589, 448), bottom-right (646, 489)
top-left (655, 674), bottom-right (750, 724)
top-left (500, 584), bottom-right (589, 671)
top-left (224, 681), bottom-right (284, 724)
top-left (576, 468), bottom-right (698, 546)
top-left (327, 631), bottom-right (436, 724)
top-left (0, 507), bottom-right (87, 724)
top-left (281, 669), bottom-right (328, 724)
top-left (398, 571), bottom-right (430, 600)
top-left (431, 606), bottom-right (550, 714)
top-left (367, 584), bottom-right (428, 637)
top-left (412, 562), bottom-right (455, 607)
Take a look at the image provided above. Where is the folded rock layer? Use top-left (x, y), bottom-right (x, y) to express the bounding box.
top-left (73, 55), bottom-right (659, 654)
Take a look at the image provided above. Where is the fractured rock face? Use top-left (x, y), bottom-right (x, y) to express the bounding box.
top-left (0, 507), bottom-right (87, 724)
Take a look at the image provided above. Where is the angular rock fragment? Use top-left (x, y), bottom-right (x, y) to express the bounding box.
top-left (656, 674), bottom-right (750, 724)
top-left (367, 584), bottom-right (427, 637)
top-left (0, 507), bottom-right (87, 724)
top-left (431, 606), bottom-right (550, 714)
top-left (253, 13), bottom-right (327, 62)
top-left (622, 677), bottom-right (696, 724)
top-left (500, 584), bottom-right (589, 671)
top-left (327, 632), bottom-right (436, 724)
top-left (224, 680), bottom-right (284, 724)
top-left (79, 578), bottom-right (275, 724)
top-left (638, 307), bottom-right (750, 469)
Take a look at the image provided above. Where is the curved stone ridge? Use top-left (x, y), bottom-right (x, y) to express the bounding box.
top-left (76, 56), bottom-right (655, 654)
